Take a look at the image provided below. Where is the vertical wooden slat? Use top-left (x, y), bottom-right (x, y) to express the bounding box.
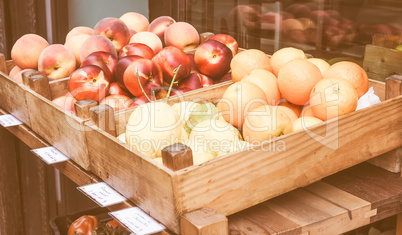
top-left (162, 143), bottom-right (193, 171)
top-left (74, 99), bottom-right (98, 120)
top-left (181, 207), bottom-right (228, 235)
top-left (0, 1), bottom-right (7, 58)
top-left (397, 213), bottom-right (402, 235)
top-left (25, 74), bottom-right (52, 100)
top-left (0, 126), bottom-right (25, 234)
top-left (89, 105), bottom-right (117, 137)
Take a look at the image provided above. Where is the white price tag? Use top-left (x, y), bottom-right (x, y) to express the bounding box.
top-left (0, 114), bottom-right (23, 127)
top-left (31, 146), bottom-right (69, 164)
top-left (109, 207), bottom-right (166, 235)
top-left (78, 182), bottom-right (126, 207)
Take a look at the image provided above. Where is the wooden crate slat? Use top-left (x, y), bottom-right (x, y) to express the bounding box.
top-left (363, 44), bottom-right (402, 82)
top-left (175, 96), bottom-right (402, 217)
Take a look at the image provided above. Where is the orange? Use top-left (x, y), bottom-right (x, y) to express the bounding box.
top-left (278, 100), bottom-right (302, 117)
top-left (277, 106), bottom-right (298, 122)
top-left (309, 77), bottom-right (358, 121)
top-left (292, 116), bottom-right (323, 132)
top-left (323, 61), bottom-right (369, 98)
top-left (217, 82), bottom-right (267, 127)
top-left (270, 47), bottom-right (307, 76)
top-left (243, 105), bottom-right (293, 144)
top-left (300, 104), bottom-right (317, 118)
top-left (241, 69), bottom-right (281, 105)
top-left (230, 49), bottom-right (273, 82)
top-left (307, 58), bottom-right (330, 76)
top-left (278, 59), bottom-right (322, 105)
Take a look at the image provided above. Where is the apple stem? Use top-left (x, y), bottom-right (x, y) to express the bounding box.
top-left (165, 64), bottom-right (182, 103)
top-left (136, 67), bottom-right (152, 102)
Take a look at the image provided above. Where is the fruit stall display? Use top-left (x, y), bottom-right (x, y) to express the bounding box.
top-left (0, 11), bottom-right (401, 234)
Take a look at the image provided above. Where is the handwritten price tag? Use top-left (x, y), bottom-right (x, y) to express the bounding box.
top-left (0, 114), bottom-right (23, 127)
top-left (78, 182), bottom-right (126, 207)
top-left (110, 207), bottom-right (166, 235)
top-left (31, 147), bottom-right (69, 164)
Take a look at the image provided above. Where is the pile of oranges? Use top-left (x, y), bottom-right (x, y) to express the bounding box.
top-left (217, 47), bottom-right (369, 144)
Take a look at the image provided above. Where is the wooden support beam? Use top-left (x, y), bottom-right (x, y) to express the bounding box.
top-left (24, 73), bottom-right (52, 100)
top-left (162, 143), bottom-right (193, 171)
top-left (181, 207), bottom-right (228, 235)
top-left (89, 105), bottom-right (117, 137)
top-left (74, 99), bottom-right (98, 120)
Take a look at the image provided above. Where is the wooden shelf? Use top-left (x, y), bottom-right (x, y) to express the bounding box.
top-left (1, 107), bottom-right (401, 234)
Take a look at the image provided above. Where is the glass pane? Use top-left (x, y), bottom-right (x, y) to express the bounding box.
top-left (184, 0), bottom-right (402, 61)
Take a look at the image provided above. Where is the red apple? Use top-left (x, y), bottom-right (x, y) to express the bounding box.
top-left (194, 40), bottom-right (233, 79)
top-left (131, 94), bottom-right (155, 107)
top-left (99, 94), bottom-right (134, 112)
top-left (215, 72), bottom-right (232, 84)
top-left (198, 73), bottom-right (214, 86)
top-left (38, 44), bottom-right (76, 80)
top-left (148, 16), bottom-right (176, 47)
top-left (108, 82), bottom-right (131, 96)
top-left (52, 95), bottom-right (77, 114)
top-left (115, 55), bottom-right (142, 91)
top-left (152, 46), bottom-right (191, 84)
top-left (119, 43), bottom-right (154, 60)
top-left (178, 73), bottom-right (203, 90)
top-left (123, 58), bottom-right (162, 97)
top-left (164, 22), bottom-right (200, 51)
top-left (65, 26), bottom-right (93, 41)
top-left (68, 65), bottom-right (111, 102)
top-left (11, 34), bottom-right (49, 69)
top-left (94, 17), bottom-right (130, 53)
top-left (80, 51), bottom-right (118, 82)
top-left (80, 35), bottom-right (118, 62)
top-left (187, 53), bottom-right (199, 73)
top-left (208, 34), bottom-right (239, 56)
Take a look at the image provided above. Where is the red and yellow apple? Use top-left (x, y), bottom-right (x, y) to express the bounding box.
top-left (99, 94), bottom-right (134, 112)
top-left (152, 46), bottom-right (191, 84)
top-left (80, 35), bottom-right (118, 63)
top-left (11, 34), bottom-right (49, 69)
top-left (108, 82), bottom-right (131, 96)
top-left (38, 44), bottom-right (76, 80)
top-left (164, 22), bottom-right (199, 51)
top-left (120, 12), bottom-right (149, 32)
top-left (115, 55), bottom-right (142, 91)
top-left (123, 58), bottom-right (162, 97)
top-left (148, 16), bottom-right (176, 47)
top-left (80, 51), bottom-right (118, 82)
top-left (208, 34), bottom-right (239, 56)
top-left (194, 40), bottom-right (233, 79)
top-left (119, 43), bottom-right (154, 60)
top-left (94, 17), bottom-right (130, 52)
top-left (65, 26), bottom-right (93, 41)
top-left (68, 65), bottom-right (111, 102)
top-left (129, 31), bottom-right (163, 54)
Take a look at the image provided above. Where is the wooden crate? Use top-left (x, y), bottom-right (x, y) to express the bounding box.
top-left (0, 55), bottom-right (91, 170)
top-left (84, 78), bottom-right (402, 233)
top-left (363, 44), bottom-right (402, 82)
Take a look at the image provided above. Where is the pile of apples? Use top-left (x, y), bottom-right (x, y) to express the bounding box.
top-left (8, 12), bottom-right (239, 114)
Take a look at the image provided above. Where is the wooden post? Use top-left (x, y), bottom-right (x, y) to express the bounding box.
top-left (74, 99), bottom-right (98, 120)
top-left (0, 53), bottom-right (7, 74)
top-left (21, 70), bottom-right (41, 85)
top-left (181, 207), bottom-right (228, 235)
top-left (24, 73), bottom-right (52, 100)
top-left (368, 75), bottom-right (402, 174)
top-left (0, 126), bottom-right (25, 234)
top-left (397, 213), bottom-right (402, 235)
top-left (89, 105), bottom-right (117, 137)
top-left (162, 143), bottom-right (193, 171)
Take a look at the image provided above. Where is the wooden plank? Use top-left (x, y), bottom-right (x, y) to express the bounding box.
top-left (24, 88), bottom-right (91, 170)
top-left (0, 71), bottom-right (31, 126)
top-left (49, 77), bottom-right (70, 100)
top-left (368, 79), bottom-right (385, 101)
top-left (89, 105), bottom-right (117, 137)
top-left (85, 125), bottom-right (180, 233)
top-left (0, 126), bottom-right (25, 234)
top-left (397, 213), bottom-right (402, 235)
top-left (174, 95), bottom-right (402, 218)
top-left (323, 163), bottom-right (402, 223)
top-left (181, 207), bottom-right (228, 235)
top-left (363, 45), bottom-right (402, 82)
